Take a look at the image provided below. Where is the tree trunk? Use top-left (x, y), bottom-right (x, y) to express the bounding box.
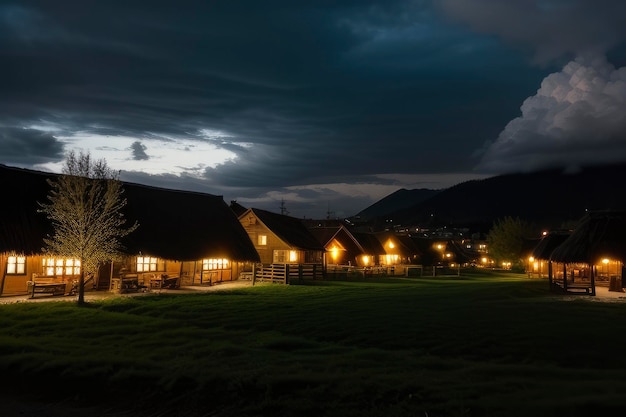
top-left (78, 258), bottom-right (86, 305)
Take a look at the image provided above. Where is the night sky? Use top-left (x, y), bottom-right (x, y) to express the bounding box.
top-left (2, 1), bottom-right (626, 218)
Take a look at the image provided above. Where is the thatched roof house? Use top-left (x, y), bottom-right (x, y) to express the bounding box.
top-left (122, 183), bottom-right (259, 262)
top-left (0, 164), bottom-right (259, 263)
top-left (550, 211), bottom-right (626, 264)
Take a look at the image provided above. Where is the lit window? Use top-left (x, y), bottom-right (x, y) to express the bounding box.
top-left (258, 234), bottom-right (267, 246)
top-left (6, 256), bottom-right (26, 274)
top-left (202, 258), bottom-right (230, 270)
top-left (383, 254), bottom-right (399, 265)
top-left (136, 256), bottom-right (163, 272)
top-left (273, 250), bottom-right (296, 263)
top-left (42, 258), bottom-right (80, 276)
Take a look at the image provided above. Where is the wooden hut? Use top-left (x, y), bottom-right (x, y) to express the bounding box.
top-left (549, 210), bottom-right (626, 296)
top-left (0, 164), bottom-right (260, 296)
top-left (308, 225), bottom-right (387, 268)
top-left (238, 208), bottom-right (325, 283)
top-left (528, 230), bottom-right (570, 279)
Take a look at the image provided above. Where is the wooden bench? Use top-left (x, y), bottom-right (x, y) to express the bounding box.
top-left (28, 281), bottom-right (67, 298)
top-left (239, 272), bottom-right (254, 281)
top-left (553, 281), bottom-right (593, 295)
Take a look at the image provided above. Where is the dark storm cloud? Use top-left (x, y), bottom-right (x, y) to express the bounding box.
top-left (0, 127), bottom-right (65, 165)
top-left (2, 0), bottom-right (625, 216)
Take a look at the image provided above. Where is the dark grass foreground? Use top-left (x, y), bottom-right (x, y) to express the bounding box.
top-left (1, 272), bottom-right (626, 417)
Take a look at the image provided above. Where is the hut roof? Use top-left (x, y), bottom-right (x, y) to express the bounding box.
top-left (0, 165), bottom-right (54, 254)
top-left (531, 230), bottom-right (571, 260)
top-left (550, 210), bottom-right (626, 263)
top-left (244, 208), bottom-right (325, 251)
top-left (0, 164), bottom-right (259, 262)
top-left (122, 183), bottom-right (259, 262)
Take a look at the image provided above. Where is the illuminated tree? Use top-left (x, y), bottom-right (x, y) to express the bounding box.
top-left (486, 216), bottom-right (535, 270)
top-left (39, 150), bottom-right (138, 305)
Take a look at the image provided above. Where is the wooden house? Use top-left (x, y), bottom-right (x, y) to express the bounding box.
top-left (238, 208), bottom-right (324, 282)
top-left (374, 231), bottom-right (423, 274)
top-left (308, 225), bottom-right (386, 268)
top-left (350, 231), bottom-right (387, 268)
top-left (548, 210), bottom-right (626, 296)
top-left (0, 164), bottom-right (260, 297)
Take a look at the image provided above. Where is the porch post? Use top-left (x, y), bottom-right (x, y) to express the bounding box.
top-left (0, 253), bottom-right (6, 296)
top-left (548, 261), bottom-right (553, 288)
top-left (563, 263), bottom-right (568, 291)
top-left (590, 263), bottom-right (596, 296)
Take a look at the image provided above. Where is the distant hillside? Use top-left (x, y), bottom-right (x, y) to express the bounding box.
top-left (367, 162), bottom-right (626, 233)
top-left (352, 188), bottom-right (441, 221)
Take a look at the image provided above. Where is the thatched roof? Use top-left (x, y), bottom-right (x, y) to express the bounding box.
top-left (550, 211), bottom-right (626, 264)
top-left (122, 183), bottom-right (259, 262)
top-left (0, 165), bottom-right (53, 254)
top-left (244, 208), bottom-right (325, 251)
top-left (0, 164), bottom-right (259, 262)
top-left (531, 230), bottom-right (571, 260)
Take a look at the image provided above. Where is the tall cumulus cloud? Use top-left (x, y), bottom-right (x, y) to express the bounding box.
top-left (438, 0), bottom-right (626, 173)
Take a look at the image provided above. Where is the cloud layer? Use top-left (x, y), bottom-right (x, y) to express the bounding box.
top-left (1, 1), bottom-right (625, 217)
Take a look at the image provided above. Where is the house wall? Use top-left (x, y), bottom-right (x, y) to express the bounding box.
top-left (1, 254), bottom-right (79, 296)
top-left (240, 215), bottom-right (290, 264)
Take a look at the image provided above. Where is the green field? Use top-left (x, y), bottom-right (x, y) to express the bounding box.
top-left (1, 272), bottom-right (626, 417)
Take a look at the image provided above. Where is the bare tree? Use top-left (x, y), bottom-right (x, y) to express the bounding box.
top-left (39, 150), bottom-right (138, 305)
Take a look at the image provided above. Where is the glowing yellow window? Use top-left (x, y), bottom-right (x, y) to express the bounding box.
top-left (202, 259), bottom-right (230, 270)
top-left (6, 256), bottom-right (26, 274)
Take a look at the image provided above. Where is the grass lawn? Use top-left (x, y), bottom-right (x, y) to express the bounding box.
top-left (1, 271), bottom-right (626, 416)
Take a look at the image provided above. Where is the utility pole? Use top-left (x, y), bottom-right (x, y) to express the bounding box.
top-left (279, 199), bottom-right (289, 216)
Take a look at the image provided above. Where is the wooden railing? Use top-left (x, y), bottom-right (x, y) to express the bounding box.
top-left (249, 263), bottom-right (323, 284)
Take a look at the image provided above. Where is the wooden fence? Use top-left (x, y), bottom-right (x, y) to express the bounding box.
top-left (240, 263), bottom-right (323, 284)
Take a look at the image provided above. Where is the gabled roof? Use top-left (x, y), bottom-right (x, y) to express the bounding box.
top-left (550, 210), bottom-right (626, 263)
top-left (308, 225), bottom-right (363, 254)
top-left (242, 208), bottom-right (325, 251)
top-left (229, 200), bottom-right (248, 217)
top-left (0, 164), bottom-right (260, 262)
top-left (374, 231), bottom-right (422, 257)
top-left (351, 231), bottom-right (386, 255)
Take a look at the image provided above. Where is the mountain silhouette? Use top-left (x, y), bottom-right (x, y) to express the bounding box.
top-left (356, 162), bottom-right (626, 233)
